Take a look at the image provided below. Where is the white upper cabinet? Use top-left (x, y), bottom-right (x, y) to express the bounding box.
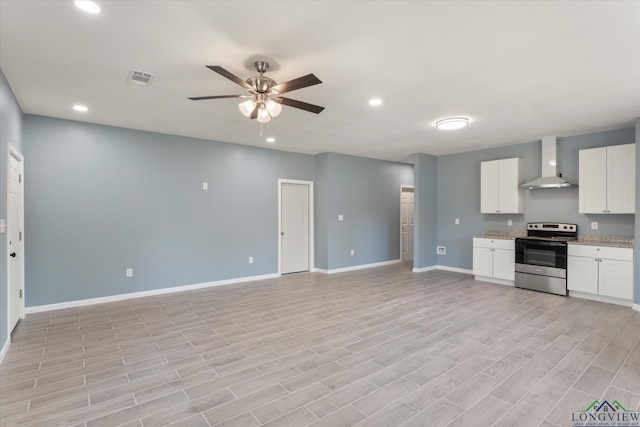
top-left (579, 143), bottom-right (635, 214)
top-left (480, 158), bottom-right (524, 214)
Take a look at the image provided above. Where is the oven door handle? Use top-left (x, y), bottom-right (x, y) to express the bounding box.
top-left (534, 241), bottom-right (566, 247)
top-left (516, 239), bottom-right (566, 247)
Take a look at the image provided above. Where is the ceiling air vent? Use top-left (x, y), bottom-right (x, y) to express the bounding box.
top-left (127, 69), bottom-right (155, 86)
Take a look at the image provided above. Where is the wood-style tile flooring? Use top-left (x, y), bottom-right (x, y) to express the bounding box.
top-left (1, 265), bottom-right (640, 426)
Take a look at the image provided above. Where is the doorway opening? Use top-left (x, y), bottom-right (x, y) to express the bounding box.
top-left (401, 186), bottom-right (414, 268)
top-left (278, 179), bottom-right (314, 275)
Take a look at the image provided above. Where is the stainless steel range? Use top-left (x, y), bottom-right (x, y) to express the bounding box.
top-left (514, 222), bottom-right (578, 296)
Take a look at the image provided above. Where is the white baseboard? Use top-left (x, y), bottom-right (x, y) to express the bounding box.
top-left (474, 275), bottom-right (515, 287)
top-left (317, 259), bottom-right (401, 274)
top-left (311, 268), bottom-right (329, 274)
top-left (0, 337), bottom-right (9, 364)
top-left (437, 265), bottom-right (473, 275)
top-left (26, 273), bottom-right (281, 314)
top-left (569, 291), bottom-right (633, 308)
top-left (412, 266), bottom-right (438, 273)
top-left (634, 303), bottom-right (640, 312)
top-left (413, 265), bottom-right (472, 274)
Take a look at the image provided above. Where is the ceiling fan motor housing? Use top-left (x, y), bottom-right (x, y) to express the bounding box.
top-left (246, 76), bottom-right (276, 93)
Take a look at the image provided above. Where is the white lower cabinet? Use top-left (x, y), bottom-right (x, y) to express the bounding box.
top-left (567, 244), bottom-right (633, 301)
top-left (473, 238), bottom-right (515, 282)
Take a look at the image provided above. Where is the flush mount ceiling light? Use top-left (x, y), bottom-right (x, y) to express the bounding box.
top-left (74, 0), bottom-right (101, 14)
top-left (369, 98), bottom-right (382, 106)
top-left (266, 137), bottom-right (276, 143)
top-left (189, 61), bottom-right (324, 127)
top-left (73, 104), bottom-right (88, 112)
top-left (435, 117), bottom-right (469, 131)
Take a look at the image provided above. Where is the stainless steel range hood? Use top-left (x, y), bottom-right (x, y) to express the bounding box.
top-left (520, 137), bottom-right (576, 189)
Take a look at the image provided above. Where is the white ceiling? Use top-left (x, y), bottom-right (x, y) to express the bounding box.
top-left (1, 1), bottom-right (639, 163)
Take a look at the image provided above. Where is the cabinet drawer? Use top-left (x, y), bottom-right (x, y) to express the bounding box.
top-left (473, 238), bottom-right (514, 251)
top-left (567, 244), bottom-right (633, 261)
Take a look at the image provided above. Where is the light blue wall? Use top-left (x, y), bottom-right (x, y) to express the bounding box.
top-left (413, 153), bottom-right (438, 269)
top-left (0, 69), bottom-right (24, 351)
top-left (23, 115), bottom-right (315, 306)
top-left (23, 116), bottom-right (413, 305)
top-left (436, 128), bottom-right (636, 271)
top-left (314, 153), bottom-right (329, 269)
top-left (319, 153), bottom-right (413, 270)
top-left (635, 118), bottom-right (640, 306)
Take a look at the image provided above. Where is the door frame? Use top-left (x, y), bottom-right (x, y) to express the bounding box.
top-left (278, 179), bottom-right (314, 275)
top-left (400, 185), bottom-right (414, 262)
top-left (7, 144), bottom-right (25, 337)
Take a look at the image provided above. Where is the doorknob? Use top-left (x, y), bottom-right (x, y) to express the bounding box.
top-left (10, 252), bottom-right (16, 257)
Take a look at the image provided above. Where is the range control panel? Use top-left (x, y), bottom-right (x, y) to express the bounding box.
top-left (527, 222), bottom-right (577, 232)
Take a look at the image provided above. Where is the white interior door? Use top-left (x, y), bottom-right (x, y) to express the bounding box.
top-left (8, 150), bottom-right (24, 333)
top-left (281, 183), bottom-right (309, 274)
top-left (401, 187), bottom-right (414, 261)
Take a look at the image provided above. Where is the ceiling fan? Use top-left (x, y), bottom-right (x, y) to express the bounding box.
top-left (189, 61), bottom-right (324, 123)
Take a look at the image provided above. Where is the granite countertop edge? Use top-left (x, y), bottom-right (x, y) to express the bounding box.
top-left (475, 231), bottom-right (634, 248)
top-left (569, 239), bottom-right (634, 249)
top-left (474, 234), bottom-right (517, 241)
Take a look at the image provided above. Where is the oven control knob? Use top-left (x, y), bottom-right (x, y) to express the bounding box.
top-left (563, 226), bottom-right (567, 229)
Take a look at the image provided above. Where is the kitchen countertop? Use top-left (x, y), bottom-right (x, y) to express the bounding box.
top-left (570, 235), bottom-right (634, 249)
top-left (475, 229), bottom-right (525, 240)
top-left (474, 230), bottom-right (634, 248)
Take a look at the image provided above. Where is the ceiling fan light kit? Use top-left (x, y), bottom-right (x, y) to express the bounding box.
top-left (190, 61), bottom-right (324, 127)
top-left (435, 117), bottom-right (470, 130)
top-left (238, 99), bottom-right (256, 117)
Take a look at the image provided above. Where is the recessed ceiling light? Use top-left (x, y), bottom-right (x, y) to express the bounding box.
top-left (73, 104), bottom-right (88, 112)
top-left (435, 117), bottom-right (469, 130)
top-left (369, 98), bottom-right (382, 106)
top-left (266, 137), bottom-right (276, 144)
top-left (74, 1), bottom-right (101, 14)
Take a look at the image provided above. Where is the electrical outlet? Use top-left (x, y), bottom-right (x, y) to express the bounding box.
top-left (202, 182), bottom-right (208, 190)
top-left (249, 256), bottom-right (253, 264)
top-left (126, 268), bottom-right (133, 277)
top-left (350, 249), bottom-right (354, 256)
top-left (338, 214), bottom-right (344, 222)
top-left (455, 218), bottom-right (460, 225)
top-left (508, 219), bottom-right (513, 226)
top-left (591, 221), bottom-right (598, 230)
top-left (437, 246), bottom-right (446, 255)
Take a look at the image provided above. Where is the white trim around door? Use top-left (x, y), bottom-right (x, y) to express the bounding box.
top-left (7, 144), bottom-right (25, 339)
top-left (278, 179), bottom-right (314, 275)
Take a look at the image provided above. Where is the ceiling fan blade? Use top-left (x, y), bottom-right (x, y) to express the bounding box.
top-left (271, 74), bottom-right (322, 94)
top-left (188, 95), bottom-right (246, 101)
top-left (250, 104), bottom-right (259, 120)
top-left (278, 97), bottom-right (325, 114)
top-left (206, 66), bottom-right (253, 91)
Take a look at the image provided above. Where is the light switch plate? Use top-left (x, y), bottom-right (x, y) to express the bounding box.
top-left (455, 218), bottom-right (460, 225)
top-left (249, 256), bottom-right (253, 264)
top-left (437, 246), bottom-right (446, 255)
top-left (508, 220), bottom-right (513, 226)
top-left (202, 182), bottom-right (208, 190)
top-left (591, 221), bottom-right (598, 230)
top-left (338, 215), bottom-right (344, 222)
top-left (126, 268), bottom-right (133, 277)
top-left (0, 219), bottom-right (5, 234)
